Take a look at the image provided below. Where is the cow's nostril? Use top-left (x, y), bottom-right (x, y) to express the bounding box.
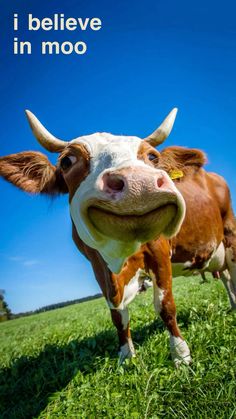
top-left (107, 175), bottom-right (125, 192)
top-left (157, 176), bottom-right (164, 188)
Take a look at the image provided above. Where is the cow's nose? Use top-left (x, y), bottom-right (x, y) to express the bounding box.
top-left (157, 175), bottom-right (164, 188)
top-left (107, 175), bottom-right (125, 191)
top-left (102, 173), bottom-right (125, 193)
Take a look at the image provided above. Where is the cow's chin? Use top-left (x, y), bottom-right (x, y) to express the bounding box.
top-left (87, 204), bottom-right (177, 243)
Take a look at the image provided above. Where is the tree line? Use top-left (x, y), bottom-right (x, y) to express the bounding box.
top-left (0, 290), bottom-right (11, 322)
top-left (0, 292), bottom-right (103, 321)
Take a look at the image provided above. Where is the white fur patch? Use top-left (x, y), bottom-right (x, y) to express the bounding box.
top-left (172, 242), bottom-right (226, 277)
top-left (108, 269), bottom-right (141, 310)
top-left (118, 338), bottom-right (135, 364)
top-left (111, 307), bottom-right (129, 330)
top-left (153, 283), bottom-right (165, 314)
top-left (207, 241), bottom-right (226, 271)
top-left (169, 335), bottom-right (191, 367)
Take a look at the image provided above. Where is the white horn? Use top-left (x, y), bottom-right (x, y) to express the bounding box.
top-left (25, 110), bottom-right (68, 152)
top-left (144, 108), bottom-right (178, 146)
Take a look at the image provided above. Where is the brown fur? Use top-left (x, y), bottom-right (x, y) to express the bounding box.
top-left (58, 144), bottom-right (90, 200)
top-left (170, 169), bottom-right (233, 266)
top-left (137, 141), bottom-right (160, 166)
top-left (159, 146), bottom-right (207, 173)
top-left (110, 309), bottom-right (131, 348)
top-left (0, 152), bottom-right (67, 194)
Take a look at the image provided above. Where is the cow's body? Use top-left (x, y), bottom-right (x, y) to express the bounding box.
top-left (171, 166), bottom-right (236, 310)
top-left (1, 109), bottom-right (235, 366)
top-left (71, 148), bottom-right (236, 363)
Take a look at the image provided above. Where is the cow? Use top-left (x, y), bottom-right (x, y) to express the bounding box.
top-left (0, 109), bottom-right (235, 367)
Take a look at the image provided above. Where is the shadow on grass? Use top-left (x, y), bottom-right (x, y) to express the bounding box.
top-left (0, 311), bottom-right (189, 419)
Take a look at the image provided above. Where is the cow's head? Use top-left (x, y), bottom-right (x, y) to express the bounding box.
top-left (0, 109), bottom-right (186, 272)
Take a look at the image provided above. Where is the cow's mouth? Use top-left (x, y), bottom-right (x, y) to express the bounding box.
top-left (88, 204), bottom-right (177, 242)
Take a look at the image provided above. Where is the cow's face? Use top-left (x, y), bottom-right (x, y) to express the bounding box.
top-left (57, 133), bottom-right (185, 271)
top-left (0, 109), bottom-right (185, 272)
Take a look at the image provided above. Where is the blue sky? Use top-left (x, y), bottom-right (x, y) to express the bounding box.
top-left (0, 0), bottom-right (236, 313)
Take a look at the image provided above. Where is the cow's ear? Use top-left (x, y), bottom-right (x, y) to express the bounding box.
top-left (160, 146), bottom-right (207, 169)
top-left (0, 151), bottom-right (68, 194)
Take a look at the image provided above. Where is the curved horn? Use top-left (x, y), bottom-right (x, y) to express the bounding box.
top-left (25, 110), bottom-right (68, 152)
top-left (144, 108), bottom-right (178, 147)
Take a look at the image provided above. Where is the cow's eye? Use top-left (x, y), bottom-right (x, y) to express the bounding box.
top-left (60, 155), bottom-right (77, 171)
top-left (148, 153), bottom-right (158, 162)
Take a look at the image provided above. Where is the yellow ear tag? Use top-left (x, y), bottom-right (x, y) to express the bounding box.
top-left (169, 169), bottom-right (184, 180)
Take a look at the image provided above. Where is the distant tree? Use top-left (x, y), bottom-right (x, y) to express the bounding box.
top-left (0, 290), bottom-right (12, 321)
top-left (11, 293), bottom-right (103, 319)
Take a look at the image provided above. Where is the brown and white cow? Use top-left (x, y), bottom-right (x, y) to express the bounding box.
top-left (0, 109), bottom-right (235, 366)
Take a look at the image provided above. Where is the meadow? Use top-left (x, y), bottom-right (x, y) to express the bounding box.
top-left (0, 276), bottom-right (235, 418)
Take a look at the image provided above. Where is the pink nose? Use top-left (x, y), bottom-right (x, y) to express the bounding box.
top-left (100, 170), bottom-right (168, 197)
top-left (102, 173), bottom-right (125, 193)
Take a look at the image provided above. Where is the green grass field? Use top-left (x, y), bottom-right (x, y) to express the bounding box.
top-left (0, 276), bottom-right (236, 419)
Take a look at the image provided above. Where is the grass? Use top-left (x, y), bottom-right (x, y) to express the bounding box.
top-left (0, 276), bottom-right (236, 419)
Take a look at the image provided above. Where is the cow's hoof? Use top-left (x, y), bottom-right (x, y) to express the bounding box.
top-left (118, 339), bottom-right (136, 364)
top-left (170, 336), bottom-right (192, 367)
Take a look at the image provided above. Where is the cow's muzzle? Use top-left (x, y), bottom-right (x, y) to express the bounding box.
top-left (96, 167), bottom-right (172, 208)
top-left (87, 166), bottom-right (185, 242)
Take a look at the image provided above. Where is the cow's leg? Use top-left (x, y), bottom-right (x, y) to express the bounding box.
top-left (222, 209), bottom-right (236, 310)
top-left (221, 270), bottom-right (236, 310)
top-left (153, 278), bottom-right (191, 367)
top-left (146, 239), bottom-right (191, 367)
top-left (107, 257), bottom-right (145, 363)
top-left (74, 226), bottom-right (145, 363)
top-left (86, 250), bottom-right (134, 363)
top-left (108, 268), bottom-right (144, 363)
top-left (110, 307), bottom-right (135, 363)
top-left (200, 271), bottom-right (208, 283)
top-left (221, 247), bottom-right (236, 310)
